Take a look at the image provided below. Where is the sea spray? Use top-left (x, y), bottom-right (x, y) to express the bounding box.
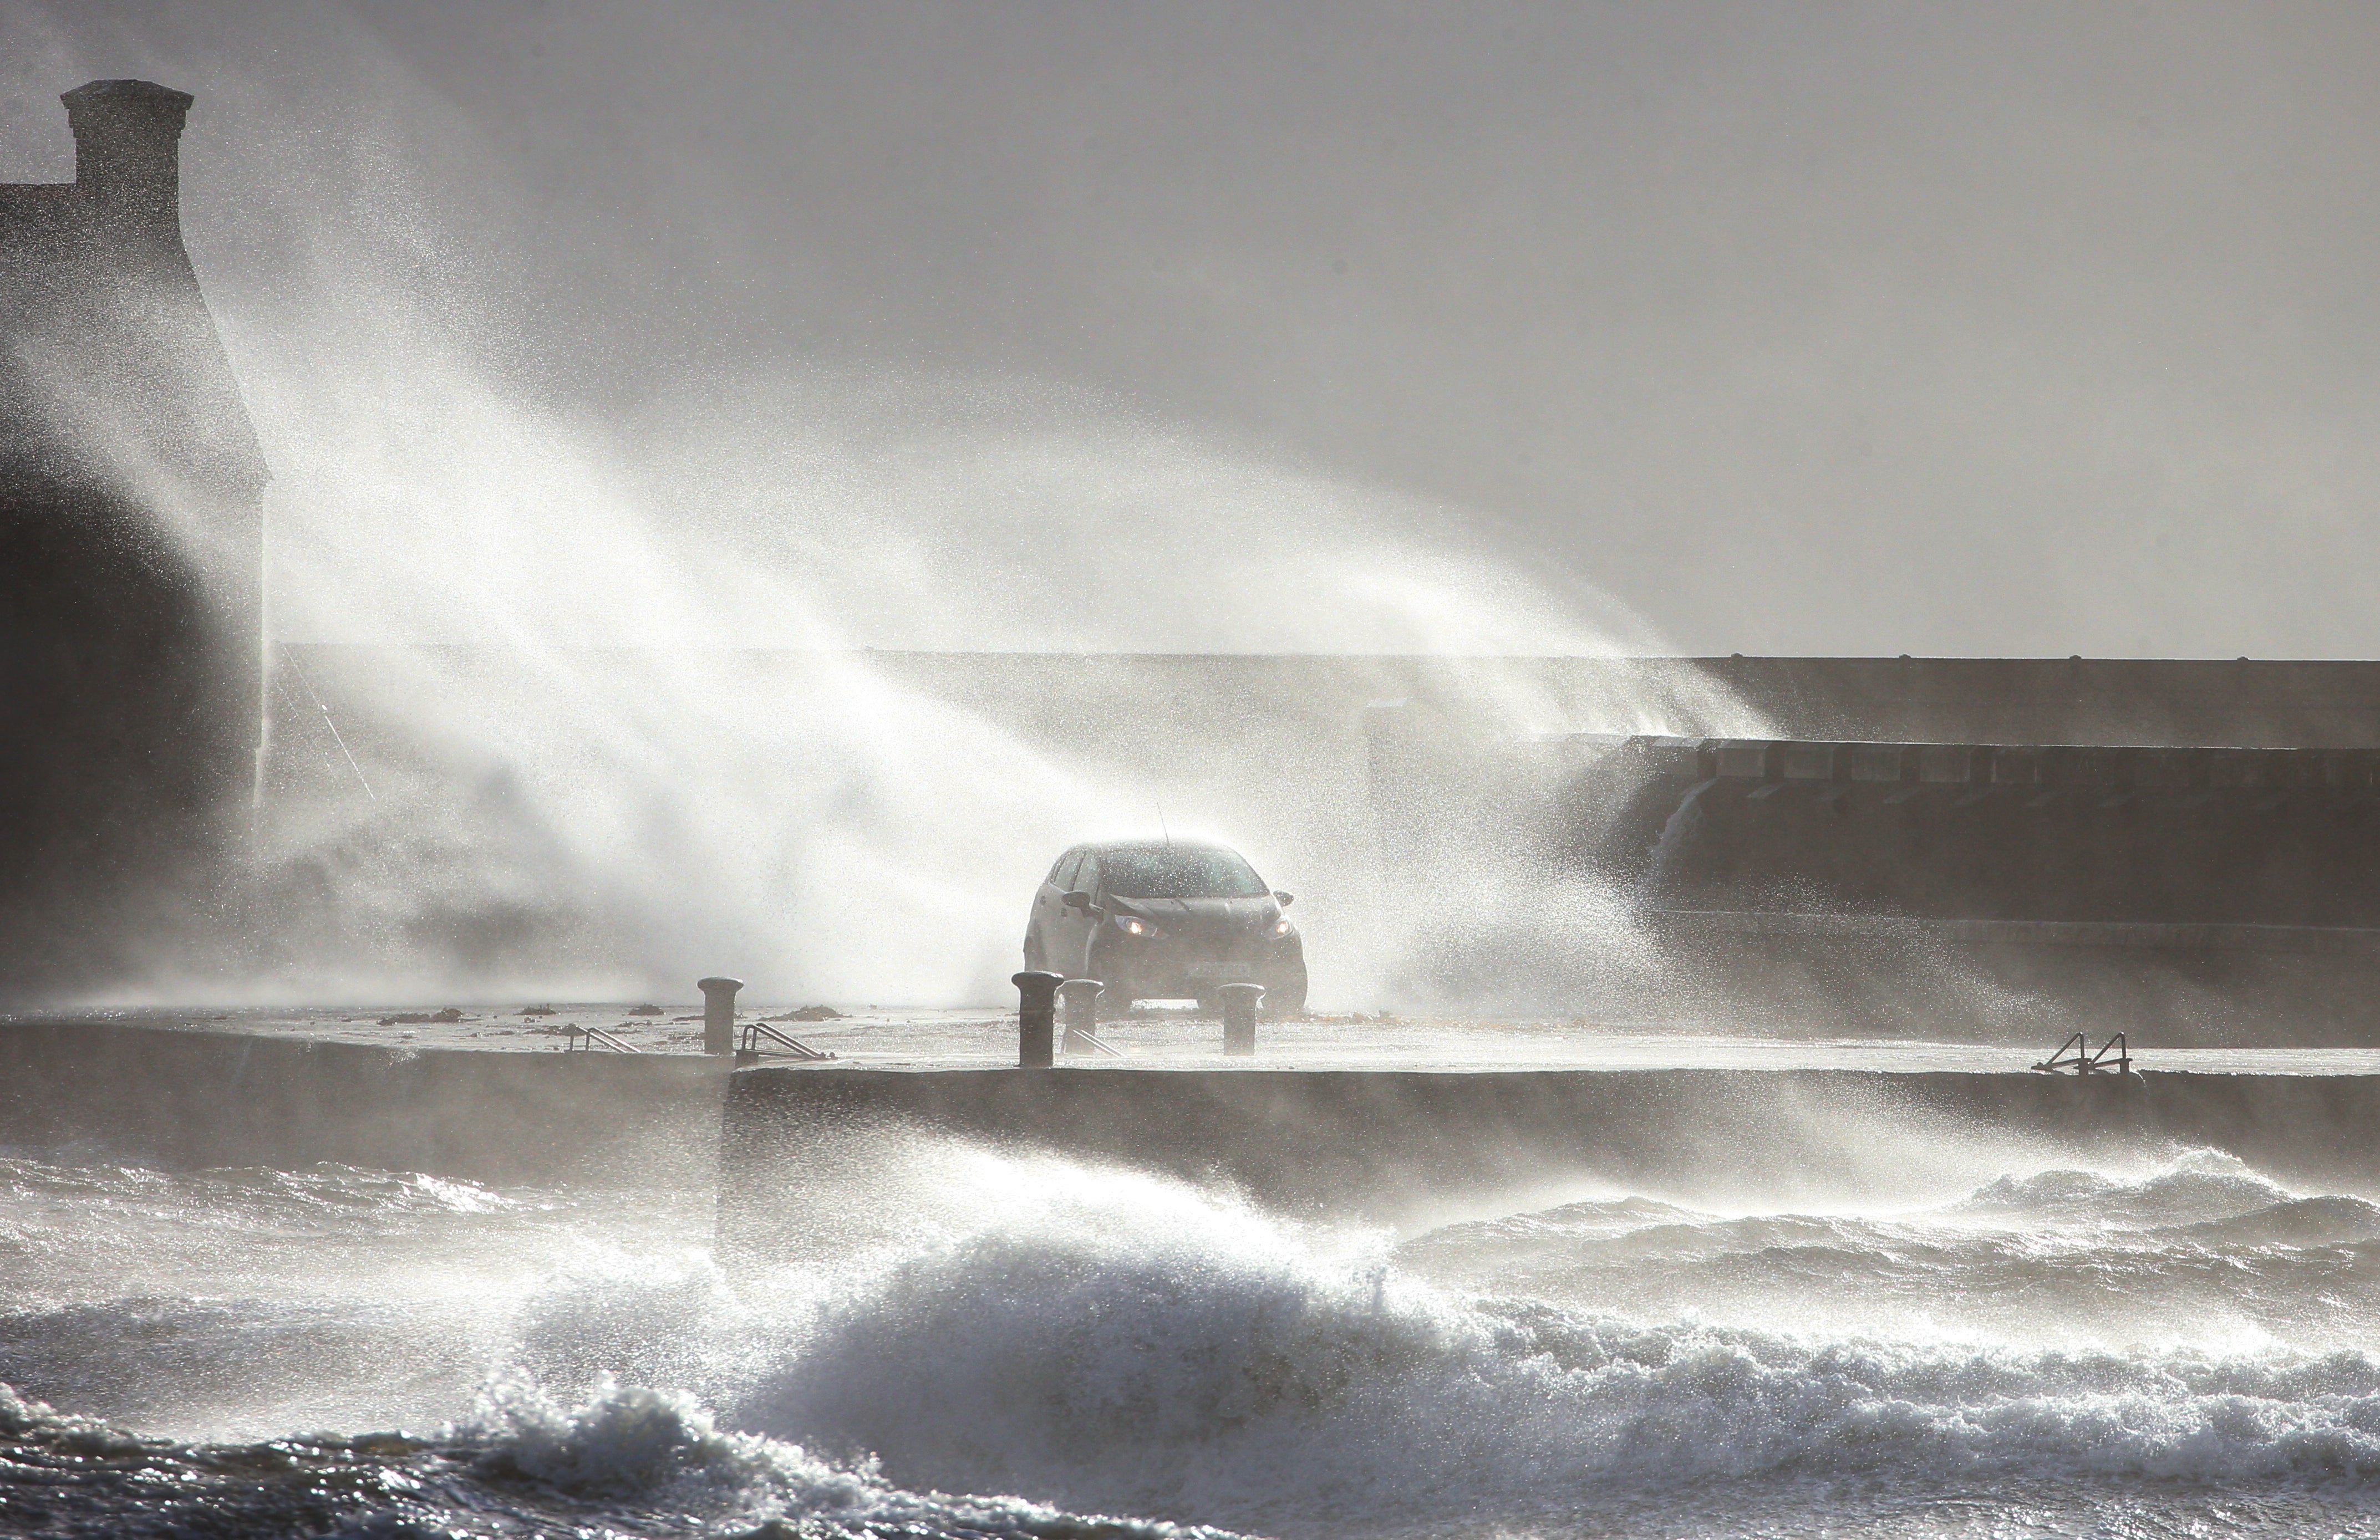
top-left (0, 1375), bottom-right (1240, 1540)
top-left (724, 1146), bottom-right (2380, 1530)
top-left (12, 1138), bottom-right (2380, 1534)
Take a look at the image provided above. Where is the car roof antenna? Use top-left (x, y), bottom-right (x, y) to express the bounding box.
top-left (1158, 803), bottom-right (1169, 847)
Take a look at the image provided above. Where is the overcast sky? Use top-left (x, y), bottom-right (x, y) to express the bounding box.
top-left (7, 1), bottom-right (2380, 657)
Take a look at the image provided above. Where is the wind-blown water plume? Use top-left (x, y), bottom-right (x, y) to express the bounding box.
top-left (0, 22), bottom-right (1755, 1007)
top-left (232, 313), bottom-right (1732, 1002)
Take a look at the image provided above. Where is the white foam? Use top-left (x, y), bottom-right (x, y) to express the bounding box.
top-left (14, 1136), bottom-right (2380, 1536)
top-left (471, 1376), bottom-right (1233, 1537)
top-left (722, 1152), bottom-right (2380, 1529)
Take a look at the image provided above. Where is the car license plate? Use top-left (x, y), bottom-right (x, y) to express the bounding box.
top-left (1185, 961), bottom-right (1254, 980)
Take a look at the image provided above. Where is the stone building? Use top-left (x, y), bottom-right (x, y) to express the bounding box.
top-left (0, 80), bottom-right (266, 996)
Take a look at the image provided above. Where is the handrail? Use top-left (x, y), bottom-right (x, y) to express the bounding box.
top-left (2030, 1031), bottom-right (2130, 1074)
top-left (2031, 1031), bottom-right (2087, 1072)
top-left (739, 1021), bottom-right (836, 1061)
top-left (1067, 1027), bottom-right (1126, 1058)
top-left (563, 1024), bottom-right (639, 1054)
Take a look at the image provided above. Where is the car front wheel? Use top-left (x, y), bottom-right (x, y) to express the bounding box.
top-left (1262, 970), bottom-right (1308, 1017)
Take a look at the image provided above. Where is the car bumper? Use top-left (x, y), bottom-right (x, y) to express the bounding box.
top-left (1091, 937), bottom-right (1306, 1003)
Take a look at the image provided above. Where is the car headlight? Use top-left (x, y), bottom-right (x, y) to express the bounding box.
top-left (1115, 915), bottom-right (1160, 937)
top-left (1271, 919), bottom-right (1294, 937)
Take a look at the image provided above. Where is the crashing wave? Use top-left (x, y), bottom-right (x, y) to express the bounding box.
top-left (731, 1160), bottom-right (2380, 1530)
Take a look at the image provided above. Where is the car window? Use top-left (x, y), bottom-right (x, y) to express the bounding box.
top-left (1098, 848), bottom-right (1267, 898)
top-left (1046, 852), bottom-right (1072, 885)
top-left (1055, 852), bottom-right (1084, 891)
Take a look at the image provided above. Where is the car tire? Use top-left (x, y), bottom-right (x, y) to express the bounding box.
top-left (1263, 973), bottom-right (1308, 1018)
top-left (1083, 942), bottom-right (1131, 1013)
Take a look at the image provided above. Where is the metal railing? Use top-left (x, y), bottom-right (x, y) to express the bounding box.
top-left (2031, 1031), bottom-right (2130, 1075)
top-left (739, 1021), bottom-right (836, 1061)
top-left (563, 1024), bottom-right (640, 1054)
top-left (1065, 1027), bottom-right (1125, 1058)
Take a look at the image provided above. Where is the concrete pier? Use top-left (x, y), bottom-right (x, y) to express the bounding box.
top-left (714, 1060), bottom-right (2380, 1262)
top-left (12, 1015), bottom-right (2380, 1266)
top-left (0, 1019), bottom-right (725, 1186)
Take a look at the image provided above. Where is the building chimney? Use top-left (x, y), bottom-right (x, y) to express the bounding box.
top-left (62, 79), bottom-right (194, 228)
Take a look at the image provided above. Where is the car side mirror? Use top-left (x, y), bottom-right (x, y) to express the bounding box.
top-left (1274, 891), bottom-right (1294, 907)
top-left (1064, 890), bottom-right (1094, 911)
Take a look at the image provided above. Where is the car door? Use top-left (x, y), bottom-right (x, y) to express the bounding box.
top-left (1047, 852), bottom-right (1100, 975)
top-left (1025, 853), bottom-right (1050, 960)
top-left (1035, 850), bottom-right (1084, 970)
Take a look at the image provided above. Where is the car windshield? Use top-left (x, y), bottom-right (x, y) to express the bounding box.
top-left (1099, 848), bottom-right (1267, 899)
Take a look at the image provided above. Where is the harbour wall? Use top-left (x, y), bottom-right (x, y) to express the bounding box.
top-left (718, 1063), bottom-right (2380, 1256)
top-left (8, 1023), bottom-right (2374, 1217)
top-left (0, 1020), bottom-right (724, 1186)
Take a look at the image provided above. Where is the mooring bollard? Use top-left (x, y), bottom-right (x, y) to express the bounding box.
top-left (1058, 978), bottom-right (1103, 1054)
top-left (698, 976), bottom-right (743, 1055)
top-left (1013, 970), bottom-right (1064, 1068)
top-left (1219, 982), bottom-right (1265, 1056)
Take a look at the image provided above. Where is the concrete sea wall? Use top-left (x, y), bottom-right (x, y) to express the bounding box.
top-left (719, 1064), bottom-right (2380, 1256)
top-left (9, 1022), bottom-right (2374, 1228)
top-left (0, 1021), bottom-right (725, 1186)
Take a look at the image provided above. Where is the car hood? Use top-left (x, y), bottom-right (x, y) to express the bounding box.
top-left (1109, 895), bottom-right (1279, 927)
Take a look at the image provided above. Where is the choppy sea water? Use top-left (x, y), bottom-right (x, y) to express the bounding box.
top-left (7, 1133), bottom-right (2380, 1537)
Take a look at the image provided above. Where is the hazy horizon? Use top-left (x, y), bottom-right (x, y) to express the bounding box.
top-left (6, 1), bottom-right (2377, 658)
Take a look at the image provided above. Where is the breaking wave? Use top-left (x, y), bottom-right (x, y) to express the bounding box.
top-left (0, 1378), bottom-right (1231, 1539)
top-left (12, 1143), bottom-right (2380, 1536)
top-left (1955, 1148), bottom-right (2297, 1225)
top-left (730, 1151), bottom-right (2380, 1532)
